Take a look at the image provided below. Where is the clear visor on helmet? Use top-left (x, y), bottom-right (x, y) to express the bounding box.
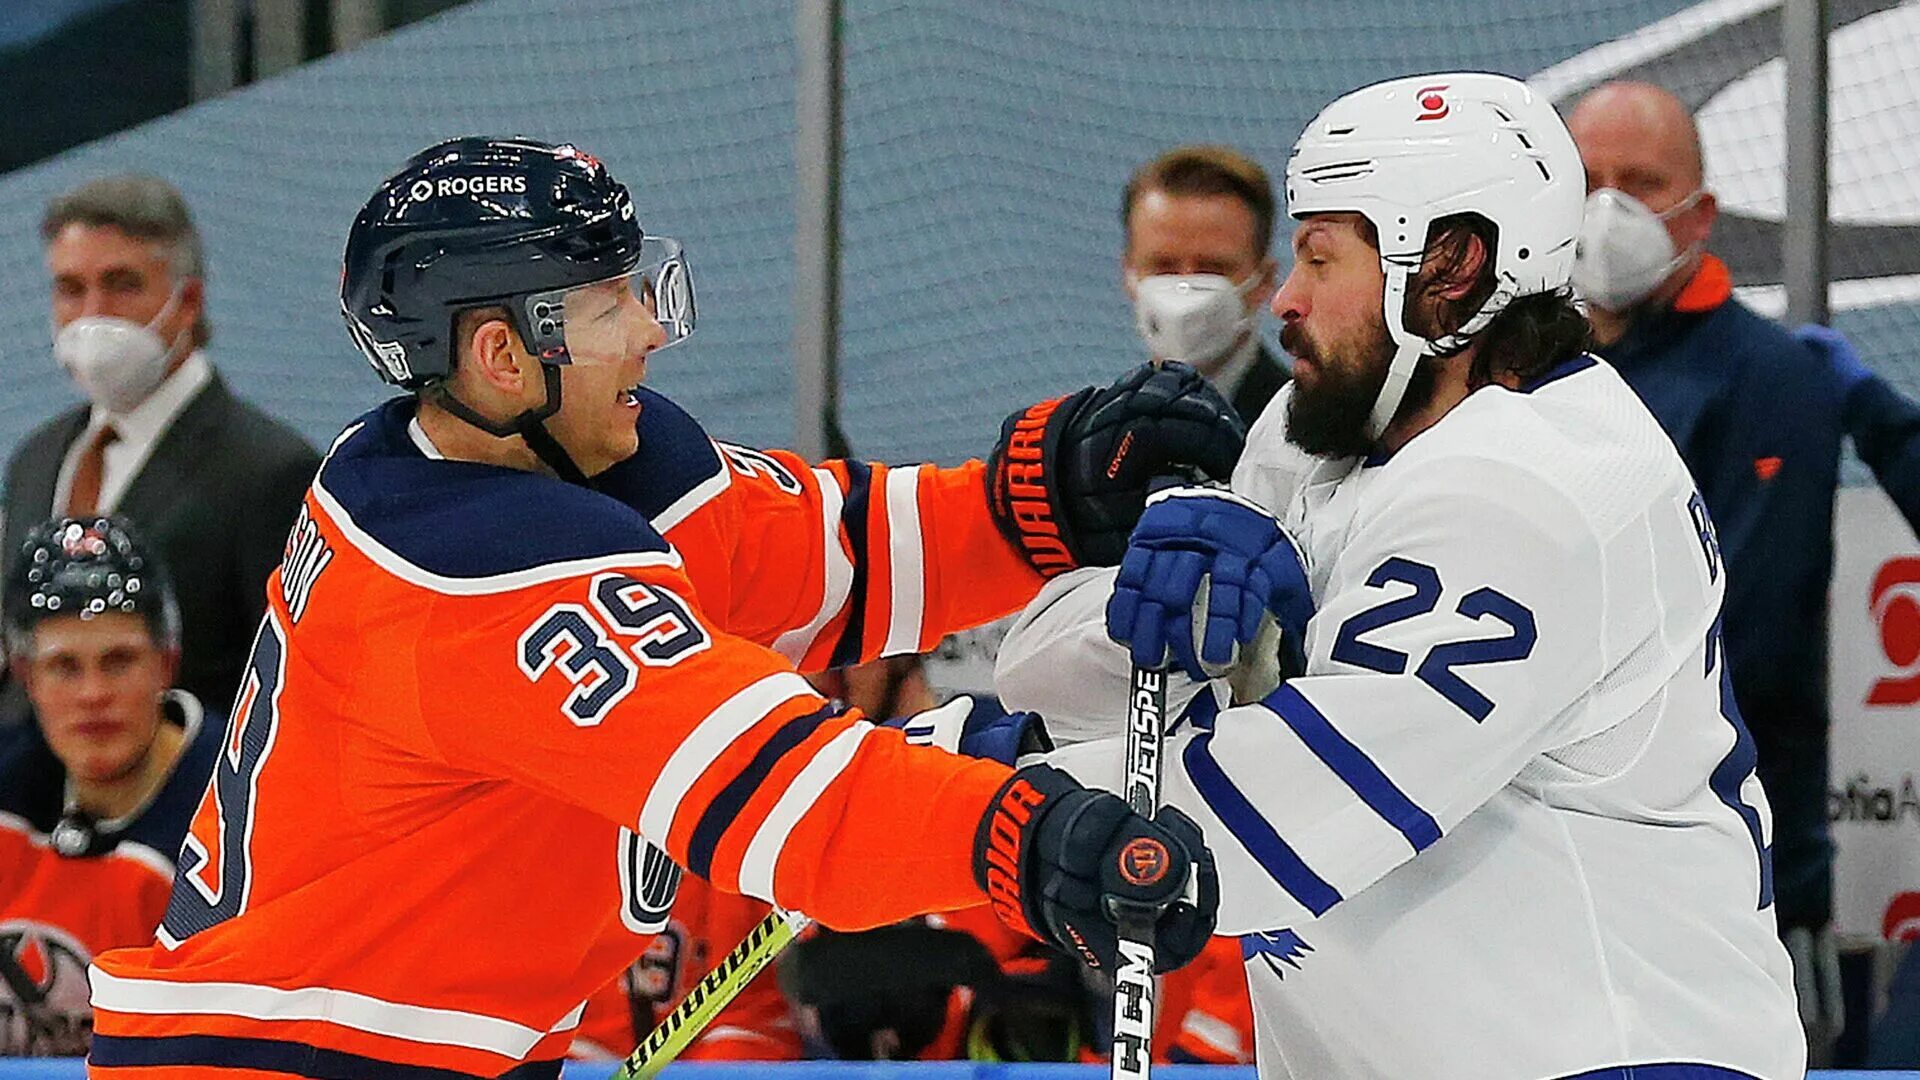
top-left (523, 236), bottom-right (695, 366)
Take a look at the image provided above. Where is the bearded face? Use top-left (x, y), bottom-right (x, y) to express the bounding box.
top-left (1275, 215), bottom-right (1446, 458)
top-left (1281, 296), bottom-right (1443, 459)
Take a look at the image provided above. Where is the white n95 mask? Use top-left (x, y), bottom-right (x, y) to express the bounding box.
top-left (1132, 272), bottom-right (1260, 370)
top-left (1570, 188), bottom-right (1703, 313)
top-left (53, 287), bottom-right (185, 413)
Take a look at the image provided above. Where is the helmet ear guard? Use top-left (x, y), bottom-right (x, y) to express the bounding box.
top-left (1285, 73), bottom-right (1585, 438)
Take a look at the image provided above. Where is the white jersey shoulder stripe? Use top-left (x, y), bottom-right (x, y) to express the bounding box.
top-left (309, 478), bottom-right (682, 597)
top-left (0, 811), bottom-right (176, 881)
top-left (772, 467), bottom-right (856, 662)
top-left (651, 446), bottom-right (733, 534)
top-left (88, 968), bottom-right (557, 1060)
top-left (637, 671), bottom-right (817, 844)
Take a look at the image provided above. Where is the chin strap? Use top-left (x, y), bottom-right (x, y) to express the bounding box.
top-left (430, 365), bottom-right (590, 485)
top-left (1366, 262), bottom-right (1427, 441)
top-left (1364, 258), bottom-right (1517, 441)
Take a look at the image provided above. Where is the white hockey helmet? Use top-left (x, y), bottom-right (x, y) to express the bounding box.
top-left (1285, 72), bottom-right (1585, 438)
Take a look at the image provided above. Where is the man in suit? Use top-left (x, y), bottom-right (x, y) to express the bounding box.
top-left (0, 174), bottom-right (319, 727)
top-left (1122, 145), bottom-right (1289, 426)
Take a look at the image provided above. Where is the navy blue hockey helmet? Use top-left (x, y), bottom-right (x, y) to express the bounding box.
top-left (340, 136), bottom-right (695, 391)
top-left (3, 517), bottom-right (180, 654)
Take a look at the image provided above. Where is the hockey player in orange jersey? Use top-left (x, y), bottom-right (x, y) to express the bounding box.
top-left (0, 518), bottom-right (222, 1057)
top-left (86, 137), bottom-right (1236, 1078)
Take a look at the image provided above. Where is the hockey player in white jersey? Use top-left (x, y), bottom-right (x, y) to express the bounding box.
top-left (994, 72), bottom-right (1804, 1079)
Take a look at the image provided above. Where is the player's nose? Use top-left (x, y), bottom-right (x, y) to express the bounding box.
top-left (1271, 272), bottom-right (1306, 322)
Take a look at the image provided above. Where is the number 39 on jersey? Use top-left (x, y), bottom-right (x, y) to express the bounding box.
top-left (518, 573), bottom-right (711, 727)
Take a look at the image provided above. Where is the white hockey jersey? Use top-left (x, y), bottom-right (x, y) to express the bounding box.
top-left (996, 356), bottom-right (1805, 1080)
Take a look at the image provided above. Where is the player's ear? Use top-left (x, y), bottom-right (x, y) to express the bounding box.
top-left (175, 276), bottom-right (206, 329)
top-left (462, 311), bottom-right (532, 394)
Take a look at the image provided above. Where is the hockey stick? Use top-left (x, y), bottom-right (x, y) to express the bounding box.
top-left (1110, 662), bottom-right (1167, 1080)
top-left (610, 906), bottom-right (813, 1079)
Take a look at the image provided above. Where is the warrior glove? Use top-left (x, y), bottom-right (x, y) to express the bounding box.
top-left (988, 361), bottom-right (1246, 578)
top-left (972, 764), bottom-right (1218, 974)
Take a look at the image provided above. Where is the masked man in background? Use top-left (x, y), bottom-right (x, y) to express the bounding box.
top-left (1, 174), bottom-right (319, 730)
top-left (1123, 145), bottom-right (1288, 427)
top-left (1566, 79), bottom-right (1849, 1059)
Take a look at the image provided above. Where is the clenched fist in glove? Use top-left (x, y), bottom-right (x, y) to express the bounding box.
top-left (1107, 485), bottom-right (1315, 683)
top-left (973, 763), bottom-right (1218, 973)
top-left (987, 361), bottom-right (1246, 578)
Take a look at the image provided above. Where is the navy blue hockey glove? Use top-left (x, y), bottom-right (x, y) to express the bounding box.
top-left (988, 361), bottom-right (1246, 578)
top-left (1107, 485), bottom-right (1313, 683)
top-left (885, 695), bottom-right (1053, 765)
top-left (973, 764), bottom-right (1218, 974)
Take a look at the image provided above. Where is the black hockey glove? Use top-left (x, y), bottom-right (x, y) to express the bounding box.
top-left (987, 361), bottom-right (1246, 577)
top-left (972, 764), bottom-right (1218, 974)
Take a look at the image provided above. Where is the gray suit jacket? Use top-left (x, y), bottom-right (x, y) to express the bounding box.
top-left (2, 371), bottom-right (320, 720)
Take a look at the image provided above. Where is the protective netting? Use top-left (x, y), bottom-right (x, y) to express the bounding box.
top-left (0, 0), bottom-right (1912, 472)
top-left (0, 0), bottom-right (799, 457)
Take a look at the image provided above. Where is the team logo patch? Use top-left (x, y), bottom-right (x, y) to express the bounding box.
top-left (1241, 927), bottom-right (1315, 979)
top-left (0, 920), bottom-right (93, 1056)
top-left (1117, 836), bottom-right (1170, 886)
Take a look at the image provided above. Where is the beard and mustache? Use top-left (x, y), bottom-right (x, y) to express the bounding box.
top-left (1282, 317), bottom-right (1435, 459)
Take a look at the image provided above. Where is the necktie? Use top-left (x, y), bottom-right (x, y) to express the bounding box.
top-left (65, 424), bottom-right (119, 518)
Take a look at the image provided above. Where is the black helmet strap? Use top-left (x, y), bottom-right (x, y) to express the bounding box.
top-left (430, 364), bottom-right (590, 486)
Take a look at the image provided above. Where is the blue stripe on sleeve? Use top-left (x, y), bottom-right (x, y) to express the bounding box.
top-left (828, 460), bottom-right (875, 668)
top-left (1184, 730), bottom-right (1342, 916)
top-left (1267, 684), bottom-right (1442, 852)
top-left (685, 702), bottom-right (838, 878)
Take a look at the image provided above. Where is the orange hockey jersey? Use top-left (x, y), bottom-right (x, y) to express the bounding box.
top-left (2, 815), bottom-right (173, 1057)
top-left (89, 390), bottom-right (1044, 1078)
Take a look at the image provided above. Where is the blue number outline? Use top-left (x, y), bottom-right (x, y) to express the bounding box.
top-left (1330, 558), bottom-right (1537, 723)
top-left (1329, 557), bottom-right (1441, 675)
top-left (517, 603), bottom-right (637, 727)
top-left (1705, 623), bottom-right (1774, 909)
top-left (1414, 588), bottom-right (1539, 723)
top-left (590, 574), bottom-right (711, 667)
top-left (162, 612), bottom-right (288, 943)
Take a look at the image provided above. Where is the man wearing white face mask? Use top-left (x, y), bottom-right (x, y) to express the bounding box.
top-left (1123, 146), bottom-right (1287, 426)
top-left (0, 175), bottom-right (320, 732)
top-left (1569, 80), bottom-right (1850, 1060)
